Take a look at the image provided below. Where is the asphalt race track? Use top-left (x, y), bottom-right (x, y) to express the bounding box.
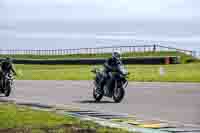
top-left (1, 80), bottom-right (200, 127)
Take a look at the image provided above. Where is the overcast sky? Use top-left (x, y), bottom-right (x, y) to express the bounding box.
top-left (0, 0), bottom-right (200, 50)
top-left (0, 0), bottom-right (199, 21)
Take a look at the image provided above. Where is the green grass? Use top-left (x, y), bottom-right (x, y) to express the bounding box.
top-left (0, 103), bottom-right (131, 133)
top-left (127, 64), bottom-right (200, 82)
top-left (1, 51), bottom-right (198, 63)
top-left (15, 63), bottom-right (200, 82)
top-left (16, 65), bottom-right (93, 80)
top-left (0, 103), bottom-right (77, 129)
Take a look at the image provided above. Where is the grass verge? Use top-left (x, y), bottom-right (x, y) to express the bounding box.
top-left (1, 51), bottom-right (198, 64)
top-left (0, 103), bottom-right (131, 133)
top-left (15, 63), bottom-right (200, 82)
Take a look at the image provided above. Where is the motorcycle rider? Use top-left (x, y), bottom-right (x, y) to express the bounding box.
top-left (98, 50), bottom-right (123, 93)
top-left (0, 57), bottom-right (17, 92)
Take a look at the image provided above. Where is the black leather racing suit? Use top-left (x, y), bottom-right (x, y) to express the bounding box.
top-left (1, 60), bottom-right (16, 74)
top-left (99, 57), bottom-right (122, 90)
top-left (0, 60), bottom-right (16, 90)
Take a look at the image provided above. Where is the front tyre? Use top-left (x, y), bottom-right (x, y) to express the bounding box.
top-left (93, 86), bottom-right (103, 102)
top-left (113, 87), bottom-right (125, 103)
top-left (4, 81), bottom-right (12, 97)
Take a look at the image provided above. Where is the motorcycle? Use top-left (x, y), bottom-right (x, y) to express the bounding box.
top-left (0, 72), bottom-right (14, 97)
top-left (91, 65), bottom-right (129, 103)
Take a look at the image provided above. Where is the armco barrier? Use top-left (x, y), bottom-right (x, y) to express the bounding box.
top-left (0, 56), bottom-right (180, 65)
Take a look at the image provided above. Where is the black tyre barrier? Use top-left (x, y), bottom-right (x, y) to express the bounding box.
top-left (0, 56), bottom-right (180, 65)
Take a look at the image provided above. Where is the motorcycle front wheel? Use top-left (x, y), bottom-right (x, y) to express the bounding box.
top-left (113, 87), bottom-right (125, 103)
top-left (4, 80), bottom-right (12, 97)
top-left (93, 86), bottom-right (103, 102)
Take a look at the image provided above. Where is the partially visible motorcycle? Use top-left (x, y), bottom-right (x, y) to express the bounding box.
top-left (0, 72), bottom-right (14, 97)
top-left (91, 65), bottom-right (129, 103)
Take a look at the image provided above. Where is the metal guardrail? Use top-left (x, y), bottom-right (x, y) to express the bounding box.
top-left (0, 45), bottom-right (194, 56)
top-left (0, 56), bottom-right (180, 65)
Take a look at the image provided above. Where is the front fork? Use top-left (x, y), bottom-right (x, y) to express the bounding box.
top-left (94, 78), bottom-right (103, 95)
top-left (114, 79), bottom-right (128, 92)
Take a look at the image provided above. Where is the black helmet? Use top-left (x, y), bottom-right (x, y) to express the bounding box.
top-left (112, 50), bottom-right (121, 60)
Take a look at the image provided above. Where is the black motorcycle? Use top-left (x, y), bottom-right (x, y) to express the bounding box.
top-left (0, 72), bottom-right (14, 97)
top-left (91, 65), bottom-right (129, 103)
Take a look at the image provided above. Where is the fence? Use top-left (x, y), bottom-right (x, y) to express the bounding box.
top-left (0, 45), bottom-right (194, 56)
